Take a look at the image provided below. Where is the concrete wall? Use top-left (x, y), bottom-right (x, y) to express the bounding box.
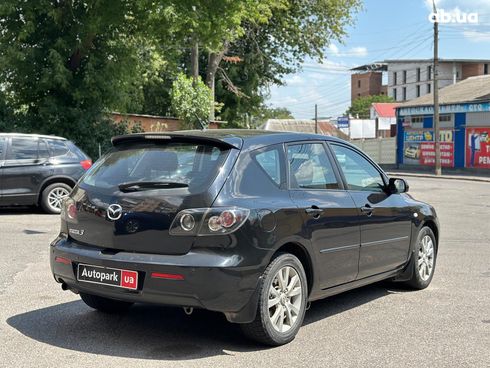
top-left (350, 137), bottom-right (397, 164)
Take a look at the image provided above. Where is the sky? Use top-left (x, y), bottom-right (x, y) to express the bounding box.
top-left (265, 0), bottom-right (490, 119)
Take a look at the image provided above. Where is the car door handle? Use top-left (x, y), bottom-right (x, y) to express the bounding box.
top-left (360, 205), bottom-right (374, 216)
top-left (305, 206), bottom-right (324, 218)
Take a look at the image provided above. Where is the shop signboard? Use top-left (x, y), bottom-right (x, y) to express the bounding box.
top-left (403, 129), bottom-right (454, 167)
top-left (466, 127), bottom-right (490, 169)
top-left (337, 116), bottom-right (349, 129)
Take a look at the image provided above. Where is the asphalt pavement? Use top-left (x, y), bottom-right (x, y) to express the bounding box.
top-left (0, 177), bottom-right (489, 368)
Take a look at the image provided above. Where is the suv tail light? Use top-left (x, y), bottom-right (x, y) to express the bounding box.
top-left (169, 207), bottom-right (250, 236)
top-left (80, 159), bottom-right (92, 170)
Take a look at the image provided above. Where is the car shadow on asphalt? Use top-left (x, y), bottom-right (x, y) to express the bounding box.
top-left (6, 283), bottom-right (403, 359)
top-left (0, 206), bottom-right (47, 215)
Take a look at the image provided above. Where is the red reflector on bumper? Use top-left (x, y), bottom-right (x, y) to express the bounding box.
top-left (151, 272), bottom-right (184, 280)
top-left (55, 256), bottom-right (71, 265)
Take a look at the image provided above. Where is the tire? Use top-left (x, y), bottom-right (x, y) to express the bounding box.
top-left (403, 226), bottom-right (437, 290)
top-left (40, 182), bottom-right (72, 214)
top-left (80, 293), bottom-right (134, 313)
top-left (241, 253), bottom-right (308, 346)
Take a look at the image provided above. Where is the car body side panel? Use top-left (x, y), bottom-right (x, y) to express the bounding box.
top-left (289, 189), bottom-right (361, 289)
top-left (348, 190), bottom-right (413, 278)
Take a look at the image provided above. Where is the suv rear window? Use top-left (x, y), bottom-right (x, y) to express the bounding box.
top-left (81, 142), bottom-right (228, 192)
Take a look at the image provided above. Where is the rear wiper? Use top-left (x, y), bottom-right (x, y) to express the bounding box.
top-left (118, 181), bottom-right (188, 192)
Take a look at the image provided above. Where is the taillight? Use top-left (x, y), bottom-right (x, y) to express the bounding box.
top-left (67, 203), bottom-right (77, 220)
top-left (61, 198), bottom-right (77, 222)
top-left (169, 207), bottom-right (250, 236)
top-left (80, 159), bottom-right (92, 170)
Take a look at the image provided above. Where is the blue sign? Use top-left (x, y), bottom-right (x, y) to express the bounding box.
top-left (337, 116), bottom-right (349, 128)
top-left (398, 102), bottom-right (490, 116)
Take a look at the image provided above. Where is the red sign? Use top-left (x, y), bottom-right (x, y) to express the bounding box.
top-left (419, 142), bottom-right (454, 167)
top-left (121, 270), bottom-right (138, 289)
top-left (466, 128), bottom-right (490, 168)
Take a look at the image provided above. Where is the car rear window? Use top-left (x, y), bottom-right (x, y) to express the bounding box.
top-left (81, 142), bottom-right (228, 192)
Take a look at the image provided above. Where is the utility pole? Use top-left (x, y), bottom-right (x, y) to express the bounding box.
top-left (433, 0), bottom-right (442, 175)
top-left (315, 104), bottom-right (318, 134)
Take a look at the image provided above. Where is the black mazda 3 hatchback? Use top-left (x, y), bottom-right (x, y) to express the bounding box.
top-left (50, 130), bottom-right (439, 345)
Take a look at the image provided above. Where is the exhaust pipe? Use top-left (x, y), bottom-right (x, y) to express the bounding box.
top-left (183, 306), bottom-right (194, 315)
top-left (61, 282), bottom-right (69, 291)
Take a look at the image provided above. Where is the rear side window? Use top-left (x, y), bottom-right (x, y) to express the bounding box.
top-left (39, 140), bottom-right (50, 158)
top-left (47, 139), bottom-right (69, 156)
top-left (67, 141), bottom-right (90, 160)
top-left (287, 143), bottom-right (339, 190)
top-left (7, 138), bottom-right (40, 160)
top-left (254, 148), bottom-right (282, 186)
top-left (81, 142), bottom-right (228, 192)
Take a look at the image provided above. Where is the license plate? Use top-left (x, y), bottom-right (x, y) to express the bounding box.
top-left (77, 264), bottom-right (138, 290)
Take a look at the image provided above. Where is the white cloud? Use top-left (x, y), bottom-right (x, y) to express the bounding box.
top-left (425, 0), bottom-right (490, 12)
top-left (327, 44), bottom-right (368, 57)
top-left (303, 59), bottom-right (351, 74)
top-left (328, 44), bottom-right (339, 54)
top-left (462, 29), bottom-right (490, 42)
top-left (285, 75), bottom-right (304, 86)
top-left (348, 47), bottom-right (368, 57)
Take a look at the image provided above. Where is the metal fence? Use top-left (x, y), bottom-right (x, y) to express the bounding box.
top-left (349, 137), bottom-right (397, 164)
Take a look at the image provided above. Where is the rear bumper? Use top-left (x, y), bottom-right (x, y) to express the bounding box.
top-left (50, 236), bottom-right (263, 322)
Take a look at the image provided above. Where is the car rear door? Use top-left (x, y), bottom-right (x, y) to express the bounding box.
top-left (1, 136), bottom-right (51, 205)
top-left (329, 142), bottom-right (412, 279)
top-left (286, 141), bottom-right (361, 289)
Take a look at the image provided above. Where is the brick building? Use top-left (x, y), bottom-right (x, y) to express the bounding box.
top-left (350, 63), bottom-right (387, 102)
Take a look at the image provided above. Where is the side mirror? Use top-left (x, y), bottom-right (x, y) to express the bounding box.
top-left (388, 177), bottom-right (409, 194)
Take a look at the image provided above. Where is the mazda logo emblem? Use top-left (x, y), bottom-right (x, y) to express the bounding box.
top-left (107, 204), bottom-right (123, 221)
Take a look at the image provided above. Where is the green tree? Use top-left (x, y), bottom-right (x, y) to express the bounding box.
top-left (346, 95), bottom-right (395, 119)
top-left (170, 73), bottom-right (212, 129)
top-left (214, 0), bottom-right (362, 126)
top-left (0, 0), bottom-right (362, 153)
top-left (0, 0), bottom-right (151, 157)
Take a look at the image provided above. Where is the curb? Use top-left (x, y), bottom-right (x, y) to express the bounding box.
top-left (386, 172), bottom-right (490, 183)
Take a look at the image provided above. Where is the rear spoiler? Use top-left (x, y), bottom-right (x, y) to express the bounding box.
top-left (111, 133), bottom-right (242, 150)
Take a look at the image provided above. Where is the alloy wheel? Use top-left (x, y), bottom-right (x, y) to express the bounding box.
top-left (268, 266), bottom-right (303, 333)
top-left (418, 235), bottom-right (434, 281)
top-left (47, 187), bottom-right (70, 211)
